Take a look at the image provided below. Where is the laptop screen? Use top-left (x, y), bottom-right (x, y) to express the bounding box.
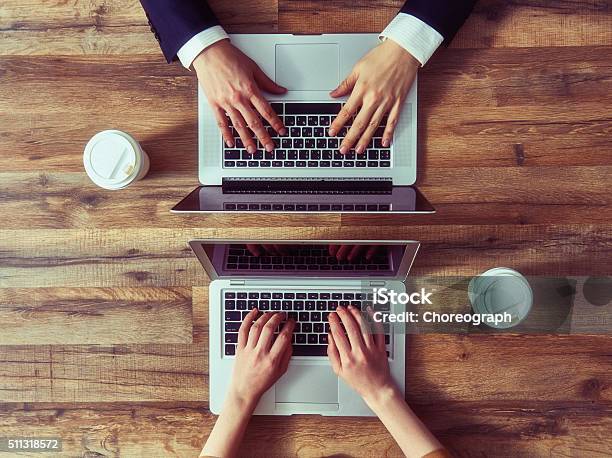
top-left (190, 241), bottom-right (419, 280)
top-left (172, 186), bottom-right (435, 214)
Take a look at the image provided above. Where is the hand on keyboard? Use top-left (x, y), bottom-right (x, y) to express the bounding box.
top-left (327, 305), bottom-right (397, 404)
top-left (193, 39), bottom-right (287, 154)
top-left (228, 309), bottom-right (295, 405)
top-left (329, 39), bottom-right (419, 155)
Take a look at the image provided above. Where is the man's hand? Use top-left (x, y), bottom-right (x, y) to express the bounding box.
top-left (228, 309), bottom-right (295, 406)
top-left (327, 305), bottom-right (398, 404)
top-left (193, 39), bottom-right (287, 154)
top-left (329, 39), bottom-right (420, 154)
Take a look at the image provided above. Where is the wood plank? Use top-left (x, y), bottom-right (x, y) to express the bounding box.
top-left (0, 401), bottom-right (609, 457)
top-left (0, 0), bottom-right (277, 56)
top-left (2, 48), bottom-right (611, 173)
top-left (407, 335), bottom-right (612, 404)
top-left (0, 287), bottom-right (192, 345)
top-left (0, 345), bottom-right (206, 403)
top-left (1, 225), bottom-right (610, 289)
top-left (0, 335), bottom-right (609, 404)
top-left (452, 0), bottom-right (612, 49)
top-left (0, 401), bottom-right (610, 457)
top-left (278, 0), bottom-right (612, 48)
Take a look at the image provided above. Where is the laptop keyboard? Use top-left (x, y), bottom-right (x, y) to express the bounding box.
top-left (223, 290), bottom-right (391, 357)
top-left (223, 102), bottom-right (392, 169)
top-left (224, 244), bottom-right (392, 271)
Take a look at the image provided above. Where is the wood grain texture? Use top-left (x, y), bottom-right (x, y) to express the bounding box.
top-left (0, 344), bottom-right (206, 403)
top-left (0, 0), bottom-right (278, 56)
top-left (0, 335), bottom-right (609, 404)
top-left (279, 0), bottom-right (612, 48)
top-left (0, 401), bottom-right (610, 457)
top-left (1, 0), bottom-right (611, 456)
top-left (0, 287), bottom-right (193, 345)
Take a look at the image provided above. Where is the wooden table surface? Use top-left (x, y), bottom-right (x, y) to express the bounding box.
top-left (1, 1), bottom-right (611, 457)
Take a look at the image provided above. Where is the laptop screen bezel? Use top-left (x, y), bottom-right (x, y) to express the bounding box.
top-left (189, 239), bottom-right (420, 282)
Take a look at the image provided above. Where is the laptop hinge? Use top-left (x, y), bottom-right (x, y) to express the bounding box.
top-left (222, 178), bottom-right (393, 195)
top-left (229, 280), bottom-right (246, 285)
top-left (369, 281), bottom-right (386, 287)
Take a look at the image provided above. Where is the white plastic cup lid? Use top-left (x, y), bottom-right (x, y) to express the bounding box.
top-left (469, 267), bottom-right (533, 329)
top-left (84, 130), bottom-right (141, 190)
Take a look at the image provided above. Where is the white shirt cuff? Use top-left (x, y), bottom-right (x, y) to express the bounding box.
top-left (379, 13), bottom-right (444, 66)
top-left (177, 25), bottom-right (229, 69)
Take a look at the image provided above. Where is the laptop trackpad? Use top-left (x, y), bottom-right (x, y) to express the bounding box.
top-left (275, 44), bottom-right (340, 91)
top-left (275, 365), bottom-right (338, 404)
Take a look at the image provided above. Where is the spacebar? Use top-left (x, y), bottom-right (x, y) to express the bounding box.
top-left (292, 345), bottom-right (327, 356)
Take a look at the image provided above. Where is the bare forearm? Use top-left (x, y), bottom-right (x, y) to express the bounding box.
top-left (365, 387), bottom-right (443, 458)
top-left (200, 391), bottom-right (256, 458)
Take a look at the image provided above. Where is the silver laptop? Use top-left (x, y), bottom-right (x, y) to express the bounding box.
top-left (189, 239), bottom-right (420, 416)
top-left (172, 34), bottom-right (434, 214)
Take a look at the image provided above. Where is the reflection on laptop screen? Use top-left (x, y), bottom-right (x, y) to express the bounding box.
top-left (199, 242), bottom-right (411, 278)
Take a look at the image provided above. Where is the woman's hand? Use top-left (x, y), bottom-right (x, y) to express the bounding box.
top-left (193, 40), bottom-right (287, 154)
top-left (228, 309), bottom-right (295, 406)
top-left (327, 305), bottom-right (399, 405)
top-left (327, 306), bottom-right (444, 457)
top-left (201, 311), bottom-right (294, 457)
top-left (329, 39), bottom-right (420, 154)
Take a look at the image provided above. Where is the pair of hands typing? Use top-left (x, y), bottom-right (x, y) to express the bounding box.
top-left (202, 306), bottom-right (444, 458)
top-left (228, 305), bottom-right (394, 408)
top-left (193, 38), bottom-right (419, 155)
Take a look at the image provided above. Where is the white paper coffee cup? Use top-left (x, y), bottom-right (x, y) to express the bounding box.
top-left (83, 130), bottom-right (150, 190)
top-left (468, 267), bottom-right (533, 329)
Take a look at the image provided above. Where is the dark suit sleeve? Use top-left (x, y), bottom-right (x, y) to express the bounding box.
top-left (400, 0), bottom-right (477, 43)
top-left (140, 0), bottom-right (220, 63)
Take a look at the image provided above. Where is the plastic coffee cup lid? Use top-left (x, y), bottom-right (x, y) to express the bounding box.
top-left (84, 130), bottom-right (140, 190)
top-left (469, 267), bottom-right (533, 329)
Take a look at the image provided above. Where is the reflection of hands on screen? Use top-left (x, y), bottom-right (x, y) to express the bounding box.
top-left (328, 244), bottom-right (380, 262)
top-left (246, 244), bottom-right (292, 256)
